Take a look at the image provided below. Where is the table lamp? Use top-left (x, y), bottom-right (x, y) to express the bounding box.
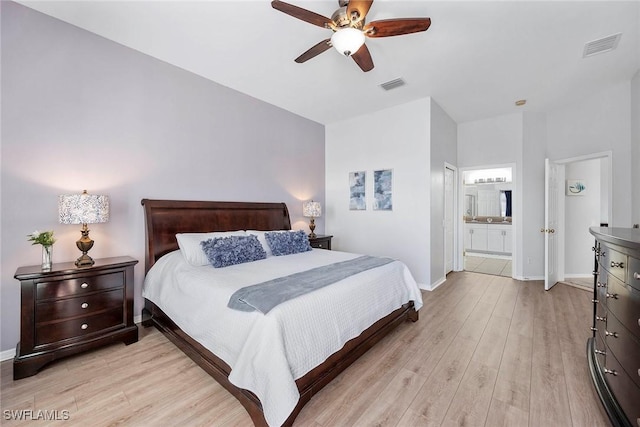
top-left (303, 200), bottom-right (321, 238)
top-left (59, 190), bottom-right (109, 267)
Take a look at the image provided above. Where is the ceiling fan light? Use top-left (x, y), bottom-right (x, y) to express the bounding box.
top-left (331, 28), bottom-right (365, 56)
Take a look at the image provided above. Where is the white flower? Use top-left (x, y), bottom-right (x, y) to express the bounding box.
top-left (31, 230), bottom-right (40, 238)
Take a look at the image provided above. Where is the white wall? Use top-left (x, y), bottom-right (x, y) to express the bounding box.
top-left (521, 113), bottom-right (546, 279)
top-left (546, 81), bottom-right (633, 227)
top-left (1, 3), bottom-right (325, 353)
top-left (564, 159), bottom-right (601, 276)
top-left (632, 69), bottom-right (640, 227)
top-left (325, 99), bottom-right (431, 287)
top-left (429, 100), bottom-right (457, 286)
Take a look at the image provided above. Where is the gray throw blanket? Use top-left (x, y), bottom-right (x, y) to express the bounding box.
top-left (227, 255), bottom-right (394, 314)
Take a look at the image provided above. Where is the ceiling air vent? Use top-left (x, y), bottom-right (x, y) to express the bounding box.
top-left (583, 33), bottom-right (622, 58)
top-left (380, 78), bottom-right (406, 91)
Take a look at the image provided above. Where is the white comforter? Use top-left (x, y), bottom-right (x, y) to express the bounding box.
top-left (143, 249), bottom-right (422, 426)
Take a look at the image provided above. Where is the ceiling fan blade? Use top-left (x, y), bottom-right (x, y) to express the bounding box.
top-left (364, 18), bottom-right (431, 38)
top-left (347, 0), bottom-right (373, 24)
top-left (351, 43), bottom-right (374, 72)
top-left (295, 39), bottom-right (332, 63)
top-left (271, 0), bottom-right (334, 29)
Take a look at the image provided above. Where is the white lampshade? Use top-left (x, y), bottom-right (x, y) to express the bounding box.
top-left (59, 191), bottom-right (110, 225)
top-left (303, 201), bottom-right (322, 218)
top-left (331, 28), bottom-right (365, 56)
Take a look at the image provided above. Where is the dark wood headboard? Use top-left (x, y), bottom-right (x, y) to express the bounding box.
top-left (141, 199), bottom-right (292, 273)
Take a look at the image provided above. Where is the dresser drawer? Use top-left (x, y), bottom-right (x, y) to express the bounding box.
top-left (603, 350), bottom-right (640, 427)
top-left (605, 273), bottom-right (640, 336)
top-left (35, 308), bottom-right (124, 346)
top-left (35, 289), bottom-right (124, 323)
top-left (630, 255), bottom-right (640, 292)
top-left (594, 328), bottom-right (607, 367)
top-left (599, 244), bottom-right (627, 283)
top-left (36, 271), bottom-right (124, 300)
top-left (603, 311), bottom-right (640, 388)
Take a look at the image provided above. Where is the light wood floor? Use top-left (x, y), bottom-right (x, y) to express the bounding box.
top-left (1, 272), bottom-right (610, 426)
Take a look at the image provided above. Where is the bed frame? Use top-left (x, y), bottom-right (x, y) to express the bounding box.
top-left (141, 199), bottom-right (418, 426)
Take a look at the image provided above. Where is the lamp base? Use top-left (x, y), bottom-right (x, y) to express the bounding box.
top-left (75, 253), bottom-right (95, 267)
top-left (75, 224), bottom-right (96, 267)
top-left (308, 218), bottom-right (317, 239)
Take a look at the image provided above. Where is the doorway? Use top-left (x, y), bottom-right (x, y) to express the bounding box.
top-left (459, 165), bottom-right (515, 278)
top-left (544, 152), bottom-right (612, 290)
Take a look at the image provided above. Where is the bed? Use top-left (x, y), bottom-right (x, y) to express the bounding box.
top-left (140, 199), bottom-right (421, 426)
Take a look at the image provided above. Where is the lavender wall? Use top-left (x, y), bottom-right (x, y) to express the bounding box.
top-left (0, 2), bottom-right (325, 354)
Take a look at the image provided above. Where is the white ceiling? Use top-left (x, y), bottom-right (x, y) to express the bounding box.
top-left (16, 1), bottom-right (640, 125)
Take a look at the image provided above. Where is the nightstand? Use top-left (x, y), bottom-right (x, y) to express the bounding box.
top-left (309, 235), bottom-right (333, 250)
top-left (13, 256), bottom-right (138, 380)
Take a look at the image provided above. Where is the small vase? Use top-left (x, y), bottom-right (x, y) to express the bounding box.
top-left (42, 245), bottom-right (53, 270)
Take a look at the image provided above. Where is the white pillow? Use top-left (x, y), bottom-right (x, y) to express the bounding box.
top-left (245, 230), bottom-right (288, 257)
top-left (176, 231), bottom-right (247, 266)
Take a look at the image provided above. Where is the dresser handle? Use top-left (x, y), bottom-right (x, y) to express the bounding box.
top-left (596, 282), bottom-right (606, 288)
top-left (603, 368), bottom-right (617, 376)
top-left (605, 330), bottom-right (618, 338)
top-left (606, 292), bottom-right (618, 299)
top-left (600, 251), bottom-right (606, 257)
top-left (595, 349), bottom-right (606, 356)
top-left (81, 302), bottom-right (88, 309)
top-left (81, 283), bottom-right (89, 289)
top-left (592, 299), bottom-right (599, 304)
top-left (610, 261), bottom-right (624, 268)
top-left (81, 323), bottom-right (88, 330)
top-left (595, 316), bottom-right (606, 322)
top-left (590, 327), bottom-right (598, 332)
top-left (634, 272), bottom-right (640, 280)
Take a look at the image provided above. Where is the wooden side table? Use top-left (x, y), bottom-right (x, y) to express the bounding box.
top-left (13, 256), bottom-right (138, 380)
top-left (309, 235), bottom-right (333, 250)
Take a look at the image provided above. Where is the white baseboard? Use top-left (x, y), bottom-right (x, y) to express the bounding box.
top-left (1, 348), bottom-right (16, 362)
top-left (429, 276), bottom-right (447, 291)
top-left (418, 282), bottom-right (431, 291)
top-left (1, 314), bottom-right (146, 363)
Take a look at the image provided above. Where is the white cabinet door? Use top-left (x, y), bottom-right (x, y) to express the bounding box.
top-left (464, 224), bottom-right (473, 251)
top-left (487, 228), bottom-right (504, 252)
top-left (470, 225), bottom-right (488, 251)
top-left (503, 228), bottom-right (513, 254)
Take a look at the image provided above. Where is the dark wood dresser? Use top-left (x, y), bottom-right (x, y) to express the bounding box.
top-left (588, 227), bottom-right (640, 427)
top-left (13, 256), bottom-right (138, 380)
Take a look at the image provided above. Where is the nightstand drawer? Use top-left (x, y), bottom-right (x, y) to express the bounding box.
top-left (36, 271), bottom-right (124, 300)
top-left (35, 308), bottom-right (124, 346)
top-left (35, 289), bottom-right (124, 323)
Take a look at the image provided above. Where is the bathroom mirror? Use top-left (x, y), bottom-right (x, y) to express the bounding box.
top-left (464, 184), bottom-right (512, 218)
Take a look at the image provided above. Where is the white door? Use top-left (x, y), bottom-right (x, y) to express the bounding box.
top-left (444, 166), bottom-right (455, 274)
top-left (544, 158), bottom-right (563, 291)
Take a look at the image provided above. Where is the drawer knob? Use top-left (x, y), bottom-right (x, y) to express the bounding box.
top-left (81, 323), bottom-right (88, 330)
top-left (603, 368), bottom-right (617, 376)
top-left (81, 302), bottom-right (89, 309)
top-left (595, 349), bottom-right (606, 356)
top-left (592, 299), bottom-right (599, 304)
top-left (590, 327), bottom-right (598, 332)
top-left (634, 272), bottom-right (640, 280)
top-left (610, 261), bottom-right (624, 268)
top-left (596, 316), bottom-right (607, 322)
top-left (81, 283), bottom-right (89, 289)
top-left (596, 282), bottom-right (606, 288)
top-left (605, 330), bottom-right (618, 338)
top-left (606, 292), bottom-right (618, 299)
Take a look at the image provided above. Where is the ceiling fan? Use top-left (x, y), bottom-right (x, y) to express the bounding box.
top-left (271, 0), bottom-right (431, 72)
